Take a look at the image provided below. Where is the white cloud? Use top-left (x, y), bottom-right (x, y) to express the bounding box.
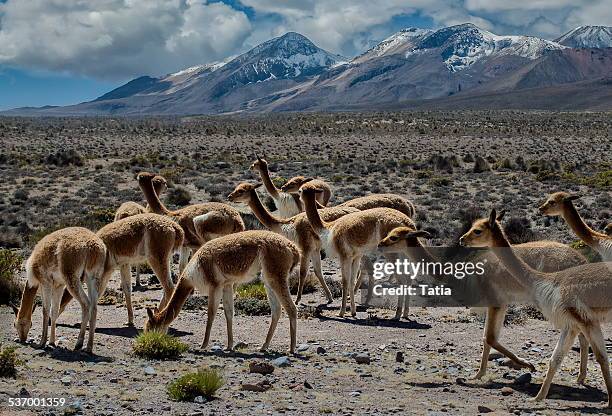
top-left (0, 0), bottom-right (251, 79)
top-left (0, 0), bottom-right (608, 79)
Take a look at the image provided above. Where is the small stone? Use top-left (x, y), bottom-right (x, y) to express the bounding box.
top-left (378, 344), bottom-right (386, 350)
top-left (271, 356), bottom-right (291, 367)
top-left (193, 396), bottom-right (207, 404)
top-left (395, 351), bottom-right (404, 363)
top-left (249, 360), bottom-right (274, 375)
top-left (455, 377), bottom-right (467, 385)
top-left (514, 373), bottom-right (532, 385)
top-left (18, 387), bottom-right (30, 397)
top-left (501, 387), bottom-right (514, 396)
top-left (488, 352), bottom-right (503, 360)
top-left (211, 345), bottom-right (223, 352)
top-left (354, 353), bottom-right (371, 364)
top-left (297, 343), bottom-right (310, 352)
top-left (316, 346), bottom-right (326, 354)
top-left (241, 379), bottom-right (272, 392)
top-left (143, 366), bottom-right (156, 376)
top-left (234, 341), bottom-right (248, 350)
top-left (349, 391), bottom-right (361, 397)
top-left (304, 380), bottom-right (313, 389)
top-left (477, 405), bottom-right (493, 413)
top-left (109, 378), bottom-right (119, 384)
top-left (189, 412), bottom-right (204, 416)
top-left (61, 376), bottom-right (72, 386)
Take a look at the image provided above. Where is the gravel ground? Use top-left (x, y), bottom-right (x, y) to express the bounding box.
top-left (2, 268), bottom-right (612, 416)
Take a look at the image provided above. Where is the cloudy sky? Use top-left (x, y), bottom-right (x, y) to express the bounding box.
top-left (0, 0), bottom-right (609, 109)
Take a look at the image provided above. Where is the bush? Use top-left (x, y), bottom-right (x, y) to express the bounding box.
top-left (235, 297), bottom-right (270, 316)
top-left (133, 332), bottom-right (188, 360)
top-left (166, 186), bottom-right (192, 207)
top-left (0, 343), bottom-right (21, 378)
top-left (0, 249), bottom-right (23, 306)
top-left (167, 368), bottom-right (224, 401)
top-left (236, 281), bottom-right (267, 300)
top-left (503, 217), bottom-right (538, 244)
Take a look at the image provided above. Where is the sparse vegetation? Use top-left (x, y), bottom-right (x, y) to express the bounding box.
top-left (0, 249), bottom-right (23, 306)
top-left (133, 332), bottom-right (188, 360)
top-left (167, 368), bottom-right (224, 401)
top-left (0, 343), bottom-right (21, 378)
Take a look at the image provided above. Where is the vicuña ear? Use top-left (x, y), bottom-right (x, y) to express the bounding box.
top-left (496, 210), bottom-right (506, 221)
top-left (564, 194), bottom-right (582, 202)
top-left (407, 230), bottom-right (432, 239)
top-left (146, 307), bottom-right (155, 320)
top-left (489, 209), bottom-right (497, 226)
top-left (10, 303), bottom-right (19, 316)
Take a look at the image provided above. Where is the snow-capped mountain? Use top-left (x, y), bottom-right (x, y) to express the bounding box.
top-left (5, 24), bottom-right (611, 115)
top-left (403, 23), bottom-right (564, 72)
top-left (353, 28), bottom-right (433, 63)
top-left (555, 25), bottom-right (612, 49)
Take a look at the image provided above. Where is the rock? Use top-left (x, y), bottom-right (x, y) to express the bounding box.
top-left (143, 366), bottom-right (156, 376)
top-left (61, 376), bottom-right (72, 386)
top-left (354, 353), bottom-right (371, 364)
top-left (514, 373), bottom-right (532, 385)
top-left (211, 345), bottom-right (223, 353)
top-left (193, 396), bottom-right (207, 404)
top-left (455, 377), bottom-right (467, 385)
top-left (189, 412), bottom-right (204, 416)
top-left (18, 387), bottom-right (30, 397)
top-left (349, 391), bottom-right (361, 397)
top-left (501, 387), bottom-right (514, 396)
top-left (316, 346), bottom-right (327, 354)
top-left (395, 352), bottom-right (404, 363)
top-left (297, 343), bottom-right (310, 352)
top-left (271, 356), bottom-right (291, 367)
top-left (249, 360), bottom-right (274, 375)
top-left (304, 380), bottom-right (313, 389)
top-left (477, 405), bottom-right (493, 413)
top-left (241, 378), bottom-right (272, 392)
top-left (488, 352), bottom-right (503, 360)
top-left (234, 341), bottom-right (248, 350)
top-left (109, 378), bottom-right (119, 384)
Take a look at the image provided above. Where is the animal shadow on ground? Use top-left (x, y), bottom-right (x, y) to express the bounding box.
top-left (191, 348), bottom-right (310, 363)
top-left (41, 345), bottom-right (114, 363)
top-left (315, 310), bottom-right (432, 329)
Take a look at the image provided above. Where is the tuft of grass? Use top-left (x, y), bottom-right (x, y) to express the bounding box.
top-left (235, 298), bottom-right (271, 316)
top-left (0, 343), bottom-right (22, 378)
top-left (133, 332), bottom-right (188, 360)
top-left (0, 249), bottom-right (23, 306)
top-left (236, 281), bottom-right (267, 300)
top-left (167, 368), bottom-right (224, 401)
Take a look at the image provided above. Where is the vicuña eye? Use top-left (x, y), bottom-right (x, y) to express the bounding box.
top-left (474, 229), bottom-right (482, 235)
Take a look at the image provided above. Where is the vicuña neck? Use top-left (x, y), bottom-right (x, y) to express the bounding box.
top-left (257, 165), bottom-right (280, 200)
top-left (154, 277), bottom-right (194, 327)
top-left (140, 180), bottom-right (171, 215)
top-left (489, 229), bottom-right (538, 291)
top-left (563, 203), bottom-right (603, 247)
top-left (247, 190), bottom-right (285, 230)
top-left (18, 282), bottom-right (38, 321)
top-left (303, 193), bottom-right (326, 234)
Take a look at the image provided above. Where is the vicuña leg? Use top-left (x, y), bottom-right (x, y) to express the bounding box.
top-left (261, 281), bottom-right (282, 352)
top-left (222, 285), bottom-right (234, 351)
top-left (201, 286), bottom-right (222, 349)
top-left (349, 256), bottom-right (361, 317)
top-left (310, 251), bottom-right (333, 304)
top-left (577, 333), bottom-right (589, 384)
top-left (533, 327), bottom-right (577, 401)
top-left (179, 247), bottom-right (191, 274)
top-left (85, 274), bottom-right (100, 353)
top-left (267, 274), bottom-right (297, 354)
top-left (148, 255), bottom-right (174, 310)
top-left (38, 288), bottom-right (51, 348)
top-left (581, 324), bottom-right (612, 408)
top-left (119, 264), bottom-right (135, 326)
top-left (339, 260), bottom-right (352, 317)
top-left (49, 285), bottom-right (64, 347)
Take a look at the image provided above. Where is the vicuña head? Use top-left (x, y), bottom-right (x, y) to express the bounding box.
top-left (281, 176), bottom-right (314, 193)
top-left (227, 182), bottom-right (262, 203)
top-left (11, 301), bottom-right (35, 342)
top-left (378, 227), bottom-right (431, 248)
top-left (538, 191), bottom-right (580, 216)
top-left (249, 154), bottom-right (267, 171)
top-left (459, 209), bottom-right (506, 247)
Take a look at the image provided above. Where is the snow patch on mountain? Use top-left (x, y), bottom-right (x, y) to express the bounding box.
top-left (358, 27), bottom-right (433, 60)
top-left (555, 26), bottom-right (612, 49)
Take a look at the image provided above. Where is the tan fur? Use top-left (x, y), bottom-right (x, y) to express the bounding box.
top-left (338, 193), bottom-right (416, 218)
top-left (461, 210), bottom-right (612, 407)
top-left (14, 227), bottom-right (106, 353)
top-left (300, 181), bottom-right (415, 317)
top-left (137, 172), bottom-right (245, 273)
top-left (228, 182), bottom-right (357, 303)
top-left (144, 230), bottom-right (300, 353)
top-left (380, 226), bottom-right (587, 380)
top-left (114, 175), bottom-right (167, 287)
top-left (539, 192), bottom-right (611, 261)
top-left (281, 176), bottom-right (332, 206)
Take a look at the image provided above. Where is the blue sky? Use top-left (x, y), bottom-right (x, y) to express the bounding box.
top-left (0, 0), bottom-right (608, 110)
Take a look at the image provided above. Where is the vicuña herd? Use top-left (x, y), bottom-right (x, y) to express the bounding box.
top-left (10, 157), bottom-right (612, 408)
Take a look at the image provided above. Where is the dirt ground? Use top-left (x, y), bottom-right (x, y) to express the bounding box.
top-left (2, 267), bottom-right (612, 416)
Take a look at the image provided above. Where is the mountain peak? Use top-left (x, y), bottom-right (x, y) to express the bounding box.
top-left (555, 25), bottom-right (612, 48)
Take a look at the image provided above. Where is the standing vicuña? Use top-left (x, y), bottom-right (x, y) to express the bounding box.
top-left (115, 174), bottom-right (167, 288)
top-left (250, 156), bottom-right (331, 218)
top-left (137, 172), bottom-right (245, 273)
top-left (300, 182), bottom-right (416, 317)
top-left (228, 182), bottom-right (358, 303)
top-left (539, 192), bottom-right (611, 261)
top-left (379, 225), bottom-right (589, 381)
top-left (145, 230), bottom-right (300, 353)
top-left (12, 227), bottom-right (106, 353)
top-left (460, 209), bottom-right (612, 407)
